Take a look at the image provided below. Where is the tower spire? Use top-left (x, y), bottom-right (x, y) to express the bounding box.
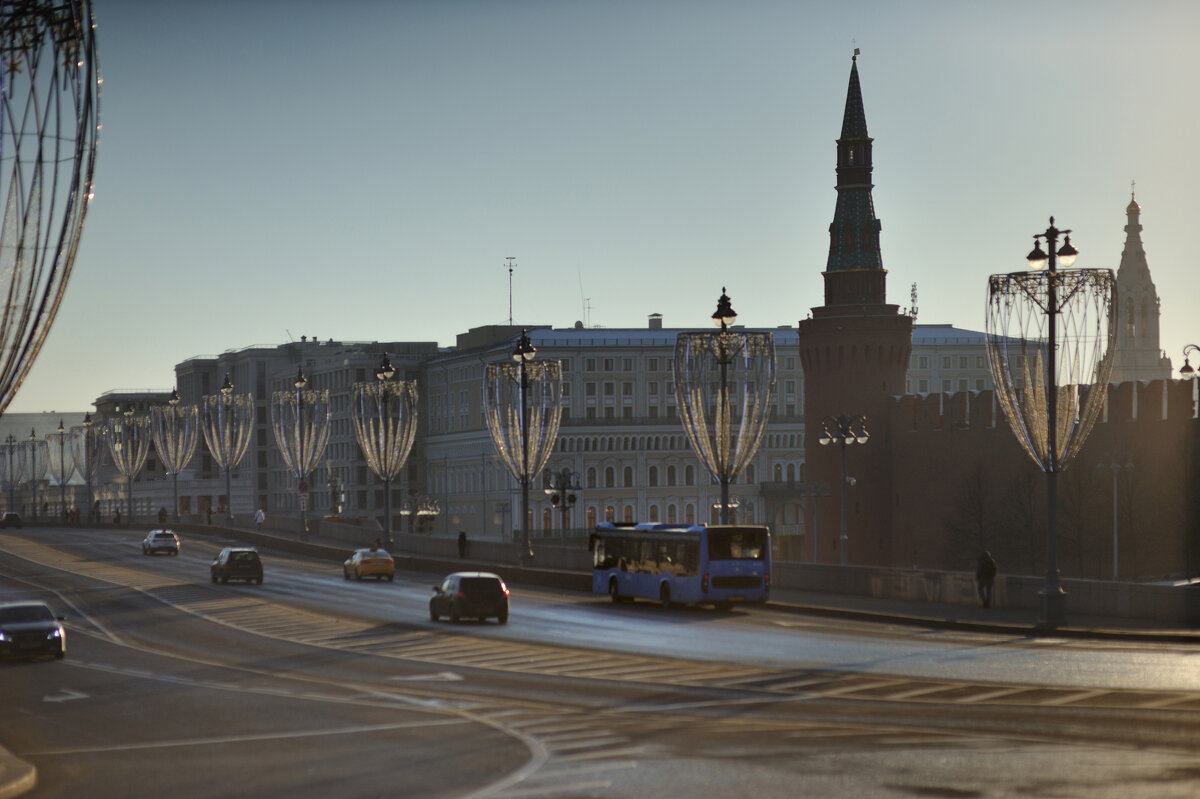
top-left (823, 50), bottom-right (886, 305)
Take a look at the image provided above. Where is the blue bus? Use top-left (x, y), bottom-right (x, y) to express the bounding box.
top-left (590, 522), bottom-right (771, 609)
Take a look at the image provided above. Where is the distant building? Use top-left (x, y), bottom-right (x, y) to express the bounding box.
top-left (1108, 194), bottom-right (1172, 384)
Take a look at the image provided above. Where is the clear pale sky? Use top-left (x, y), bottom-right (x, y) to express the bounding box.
top-left (12, 0), bottom-right (1199, 413)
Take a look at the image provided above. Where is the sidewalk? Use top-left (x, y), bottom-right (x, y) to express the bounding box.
top-left (765, 585), bottom-right (1200, 644)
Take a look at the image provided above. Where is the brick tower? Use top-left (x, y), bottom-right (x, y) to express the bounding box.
top-left (798, 53), bottom-right (913, 566)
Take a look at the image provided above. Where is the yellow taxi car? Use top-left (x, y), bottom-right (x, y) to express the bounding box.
top-left (343, 547), bottom-right (395, 581)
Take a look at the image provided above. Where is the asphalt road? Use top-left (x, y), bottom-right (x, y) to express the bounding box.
top-left (3, 527), bottom-right (1200, 798)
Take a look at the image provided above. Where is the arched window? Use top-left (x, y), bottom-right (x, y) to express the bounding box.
top-left (684, 504), bottom-right (695, 524)
top-left (623, 506), bottom-right (633, 523)
top-left (774, 464), bottom-right (783, 481)
top-left (649, 504), bottom-right (659, 522)
top-left (685, 465), bottom-right (695, 486)
top-left (623, 466), bottom-right (633, 487)
top-left (667, 465), bottom-right (677, 486)
top-left (605, 467), bottom-right (615, 488)
top-left (648, 466), bottom-right (659, 487)
top-left (605, 505), bottom-right (615, 522)
top-left (667, 504), bottom-right (677, 523)
top-left (786, 463), bottom-right (796, 481)
top-left (587, 468), bottom-right (597, 489)
top-left (542, 508), bottom-right (551, 530)
top-left (587, 506), bottom-right (596, 528)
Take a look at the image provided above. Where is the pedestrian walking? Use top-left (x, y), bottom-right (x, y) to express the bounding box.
top-left (255, 507), bottom-right (265, 529)
top-left (457, 530), bottom-right (468, 559)
top-left (976, 551), bottom-right (997, 608)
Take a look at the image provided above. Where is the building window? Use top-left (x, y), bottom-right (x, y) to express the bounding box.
top-left (622, 407), bottom-right (633, 419)
top-left (976, 356), bottom-right (985, 369)
top-left (585, 407), bottom-right (596, 420)
top-left (647, 358), bottom-right (658, 372)
top-left (587, 468), bottom-right (597, 489)
top-left (623, 466), bottom-right (633, 487)
top-left (975, 378), bottom-right (985, 390)
top-left (649, 466), bottom-right (658, 487)
top-left (585, 382), bottom-right (596, 396)
top-left (603, 359), bottom-right (614, 371)
top-left (958, 379), bottom-right (968, 391)
top-left (685, 465), bottom-right (695, 486)
top-left (587, 507), bottom-right (597, 527)
top-left (648, 406), bottom-right (658, 418)
top-left (604, 407), bottom-right (614, 419)
top-left (918, 356), bottom-right (929, 369)
top-left (605, 505), bottom-right (615, 522)
top-left (959, 356), bottom-right (968, 369)
top-left (605, 467), bottom-right (615, 488)
top-left (623, 382), bottom-right (633, 396)
top-left (622, 358), bottom-right (633, 371)
top-left (604, 382), bottom-right (614, 396)
top-left (667, 465), bottom-right (677, 486)
top-left (649, 505), bottom-right (659, 522)
top-left (942, 380), bottom-right (952, 392)
top-left (667, 504), bottom-right (677, 523)
top-left (623, 506), bottom-right (633, 523)
top-left (918, 379), bottom-right (929, 393)
top-left (942, 356), bottom-right (952, 369)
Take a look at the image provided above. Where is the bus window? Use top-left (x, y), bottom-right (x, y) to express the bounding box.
top-left (709, 530), bottom-right (766, 560)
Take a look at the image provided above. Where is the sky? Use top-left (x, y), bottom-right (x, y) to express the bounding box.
top-left (10, 0), bottom-right (1200, 413)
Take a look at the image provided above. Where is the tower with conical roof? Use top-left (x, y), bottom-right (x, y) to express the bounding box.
top-left (1109, 193), bottom-right (1171, 383)
top-left (798, 52), bottom-right (913, 567)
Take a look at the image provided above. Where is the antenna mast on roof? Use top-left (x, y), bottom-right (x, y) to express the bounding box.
top-left (505, 257), bottom-right (517, 326)
top-left (578, 274), bottom-right (591, 328)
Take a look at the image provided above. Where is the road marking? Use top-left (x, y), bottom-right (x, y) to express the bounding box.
top-left (42, 689), bottom-right (88, 703)
top-left (387, 671), bottom-right (463, 681)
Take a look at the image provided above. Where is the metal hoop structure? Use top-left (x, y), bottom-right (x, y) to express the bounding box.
top-left (200, 374), bottom-right (254, 524)
top-left (674, 289), bottom-right (775, 524)
top-left (0, 1), bottom-right (100, 416)
top-left (351, 355), bottom-right (418, 547)
top-left (152, 389), bottom-right (200, 522)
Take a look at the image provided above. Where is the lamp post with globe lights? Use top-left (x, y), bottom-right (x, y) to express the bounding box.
top-left (200, 374), bottom-right (255, 525)
top-left (152, 389), bottom-right (200, 523)
top-left (271, 366), bottom-right (332, 535)
top-left (46, 421), bottom-right (73, 524)
top-left (351, 354), bottom-right (418, 549)
top-left (544, 467), bottom-right (581, 537)
top-left (674, 288), bottom-right (775, 525)
top-left (986, 217), bottom-right (1116, 628)
top-left (484, 330), bottom-right (563, 561)
top-left (817, 414), bottom-right (869, 566)
top-left (104, 408), bottom-right (152, 526)
top-left (69, 415), bottom-right (101, 523)
top-left (23, 429), bottom-right (47, 522)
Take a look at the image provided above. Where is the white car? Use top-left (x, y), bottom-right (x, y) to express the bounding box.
top-left (142, 529), bottom-right (180, 556)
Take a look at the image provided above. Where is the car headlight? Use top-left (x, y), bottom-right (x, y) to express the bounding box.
top-left (47, 628), bottom-right (62, 639)
top-left (0, 631), bottom-right (8, 642)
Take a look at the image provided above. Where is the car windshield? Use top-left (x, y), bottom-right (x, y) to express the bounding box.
top-left (0, 605), bottom-right (53, 623)
top-left (231, 552), bottom-right (259, 562)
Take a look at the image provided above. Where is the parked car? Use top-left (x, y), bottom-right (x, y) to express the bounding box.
top-left (0, 601), bottom-right (65, 660)
top-left (343, 547), bottom-right (395, 581)
top-left (430, 571), bottom-right (509, 624)
top-left (142, 529), bottom-right (180, 555)
top-left (210, 547), bottom-right (263, 584)
top-left (0, 512), bottom-right (21, 528)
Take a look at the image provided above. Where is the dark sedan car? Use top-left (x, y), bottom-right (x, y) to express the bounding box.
top-left (0, 512), bottom-right (21, 528)
top-left (210, 547), bottom-right (263, 584)
top-left (0, 602), bottom-right (65, 660)
top-left (430, 571), bottom-right (509, 624)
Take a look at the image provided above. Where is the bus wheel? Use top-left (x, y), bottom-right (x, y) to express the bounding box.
top-left (660, 584), bottom-right (672, 609)
top-left (609, 579), bottom-right (622, 604)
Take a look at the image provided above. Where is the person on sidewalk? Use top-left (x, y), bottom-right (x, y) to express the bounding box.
top-left (976, 551), bottom-right (997, 608)
top-left (255, 507), bottom-right (265, 529)
top-left (457, 530), bottom-right (468, 559)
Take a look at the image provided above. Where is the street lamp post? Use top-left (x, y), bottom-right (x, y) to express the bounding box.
top-left (484, 330), bottom-right (563, 563)
top-left (69, 415), bottom-right (100, 524)
top-left (24, 429), bottom-right (47, 522)
top-left (271, 366), bottom-right (332, 535)
top-left (351, 353), bottom-right (418, 550)
top-left (545, 467), bottom-right (581, 537)
top-left (47, 420), bottom-right (72, 524)
top-left (2, 434), bottom-right (20, 513)
top-left (1097, 458), bottom-right (1134, 581)
top-left (104, 408), bottom-right (152, 526)
top-left (986, 217), bottom-right (1116, 629)
top-left (200, 374), bottom-right (254, 526)
top-left (152, 389), bottom-right (200, 523)
top-left (675, 288), bottom-right (776, 525)
top-left (817, 415), bottom-right (869, 566)
top-left (804, 482), bottom-right (830, 564)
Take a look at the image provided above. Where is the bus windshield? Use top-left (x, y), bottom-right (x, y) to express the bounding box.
top-left (708, 529), bottom-right (767, 560)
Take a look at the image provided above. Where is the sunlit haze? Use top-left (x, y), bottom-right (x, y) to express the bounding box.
top-left (13, 0), bottom-right (1199, 413)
